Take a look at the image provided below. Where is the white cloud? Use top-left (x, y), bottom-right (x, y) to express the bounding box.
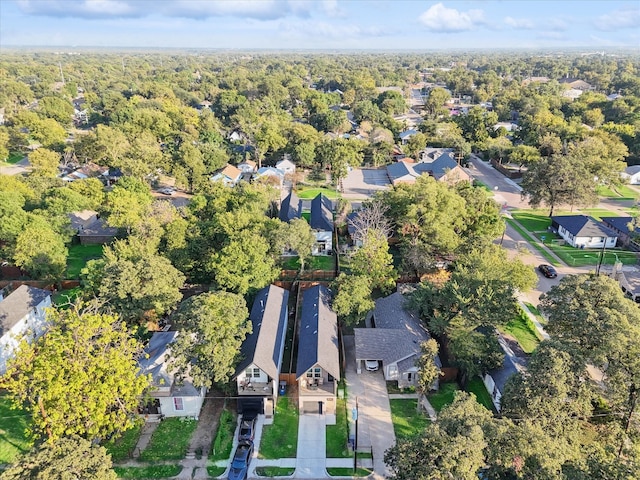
top-left (504, 16), bottom-right (534, 30)
top-left (594, 6), bottom-right (640, 31)
top-left (17, 0), bottom-right (138, 18)
top-left (278, 18), bottom-right (388, 40)
top-left (418, 3), bottom-right (485, 33)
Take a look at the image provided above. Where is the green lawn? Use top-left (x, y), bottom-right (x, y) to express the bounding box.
top-left (296, 187), bottom-right (339, 200)
top-left (210, 409), bottom-right (236, 461)
top-left (524, 302), bottom-right (547, 326)
top-left (543, 242), bottom-right (638, 267)
top-left (389, 399), bottom-right (429, 439)
top-left (66, 244), bottom-right (104, 279)
top-left (327, 467), bottom-right (373, 477)
top-left (207, 466), bottom-right (226, 477)
top-left (139, 417), bottom-right (197, 461)
top-left (577, 208), bottom-right (620, 221)
top-left (0, 396), bottom-right (32, 464)
top-left (499, 308), bottom-right (543, 354)
top-left (255, 466), bottom-right (296, 476)
top-left (259, 397), bottom-right (298, 459)
top-left (1, 152), bottom-right (24, 166)
top-left (510, 211), bottom-right (552, 233)
top-left (465, 377), bottom-right (496, 413)
top-left (428, 382), bottom-right (460, 412)
top-left (597, 184), bottom-right (639, 200)
top-left (52, 286), bottom-right (83, 308)
top-left (103, 422), bottom-right (143, 462)
top-left (113, 465), bottom-right (182, 479)
top-left (326, 398), bottom-right (351, 458)
top-left (281, 255), bottom-right (335, 271)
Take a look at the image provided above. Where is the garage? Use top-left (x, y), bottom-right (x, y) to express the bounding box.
top-left (302, 401), bottom-right (322, 414)
top-left (238, 397), bottom-right (264, 415)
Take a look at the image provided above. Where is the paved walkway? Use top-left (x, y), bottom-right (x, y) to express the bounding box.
top-left (295, 414), bottom-right (328, 478)
top-left (131, 421), bottom-right (159, 459)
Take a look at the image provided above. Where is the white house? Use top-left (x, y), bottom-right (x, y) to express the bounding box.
top-left (309, 194), bottom-right (334, 255)
top-left (621, 165), bottom-right (640, 185)
top-left (0, 285), bottom-right (52, 374)
top-left (237, 159), bottom-right (257, 174)
top-left (254, 167), bottom-right (285, 187)
top-left (551, 215), bottom-right (618, 249)
top-left (233, 285), bottom-right (289, 417)
top-left (138, 332), bottom-right (206, 419)
top-left (275, 156), bottom-right (296, 175)
top-left (211, 164), bottom-right (243, 187)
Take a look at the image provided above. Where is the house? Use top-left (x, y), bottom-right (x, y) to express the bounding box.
top-left (138, 331), bottom-right (206, 419)
top-left (296, 285), bottom-right (340, 415)
top-left (102, 167), bottom-right (124, 185)
top-left (77, 217), bottom-right (119, 245)
top-left (68, 210), bottom-right (98, 234)
top-left (551, 215), bottom-right (618, 249)
top-left (228, 131), bottom-right (244, 142)
top-left (559, 78), bottom-right (594, 91)
top-left (562, 88), bottom-right (583, 100)
top-left (621, 165), bottom-right (640, 185)
top-left (398, 129), bottom-right (418, 144)
top-left (386, 160), bottom-right (419, 185)
top-left (233, 285), bottom-right (289, 416)
top-left (387, 152), bottom-right (470, 186)
top-left (276, 156), bottom-right (296, 175)
top-left (0, 285), bottom-right (52, 374)
top-left (354, 292), bottom-right (442, 389)
top-left (279, 191), bottom-right (302, 223)
top-left (309, 194), bottom-right (334, 255)
top-left (607, 93), bottom-right (623, 101)
top-left (600, 217), bottom-right (636, 248)
top-left (237, 159), bottom-right (257, 174)
top-left (483, 341), bottom-right (525, 411)
top-left (211, 164), bottom-right (243, 187)
top-left (254, 167), bottom-right (285, 187)
top-left (610, 264), bottom-right (640, 303)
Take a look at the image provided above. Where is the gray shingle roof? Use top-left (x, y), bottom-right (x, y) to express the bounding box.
top-left (355, 292), bottom-right (441, 369)
top-left (234, 285), bottom-right (289, 381)
top-left (0, 285), bottom-right (51, 337)
top-left (77, 218), bottom-right (119, 237)
top-left (296, 285), bottom-right (340, 380)
top-left (551, 215), bottom-right (617, 238)
top-left (600, 217), bottom-right (633, 236)
top-left (138, 331), bottom-right (200, 397)
top-left (386, 162), bottom-right (417, 182)
top-left (425, 152), bottom-right (459, 179)
top-left (310, 194), bottom-right (334, 232)
top-left (279, 192), bottom-right (302, 223)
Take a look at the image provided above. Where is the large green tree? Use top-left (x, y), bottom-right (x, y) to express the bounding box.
top-left (330, 273), bottom-right (374, 326)
top-left (13, 223), bottom-right (67, 282)
top-left (171, 291), bottom-right (251, 387)
top-left (0, 437), bottom-right (116, 480)
top-left (350, 229), bottom-right (397, 294)
top-left (0, 307), bottom-right (148, 442)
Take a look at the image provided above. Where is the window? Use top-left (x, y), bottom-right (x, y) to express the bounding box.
top-left (173, 397), bottom-right (184, 411)
top-left (245, 368), bottom-right (260, 378)
top-left (307, 368), bottom-right (322, 378)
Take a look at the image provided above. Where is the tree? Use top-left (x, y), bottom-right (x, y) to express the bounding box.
top-left (330, 273), bottom-right (374, 326)
top-left (424, 87), bottom-right (450, 119)
top-left (104, 179), bottom-right (153, 233)
top-left (403, 132), bottom-right (427, 159)
top-left (415, 339), bottom-right (441, 400)
top-left (347, 200), bottom-right (393, 246)
top-left (350, 229), bottom-right (397, 294)
top-left (509, 144), bottom-right (541, 166)
top-left (0, 436), bottom-right (116, 480)
top-left (521, 154), bottom-right (598, 216)
top-left (13, 223), bottom-right (67, 282)
top-left (0, 127), bottom-right (10, 161)
top-left (28, 148), bottom-right (60, 178)
top-left (170, 291), bottom-right (251, 388)
top-left (0, 306), bottom-right (148, 442)
top-left (385, 392), bottom-right (492, 480)
top-left (82, 238), bottom-right (185, 323)
top-left (275, 218), bottom-right (315, 271)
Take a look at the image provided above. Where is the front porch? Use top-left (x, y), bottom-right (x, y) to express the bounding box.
top-left (298, 378), bottom-right (336, 396)
top-left (238, 381), bottom-right (273, 396)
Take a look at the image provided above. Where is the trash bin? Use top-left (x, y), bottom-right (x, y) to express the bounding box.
top-left (279, 381), bottom-right (287, 395)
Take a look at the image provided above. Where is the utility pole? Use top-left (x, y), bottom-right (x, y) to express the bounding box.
top-left (595, 238), bottom-right (608, 276)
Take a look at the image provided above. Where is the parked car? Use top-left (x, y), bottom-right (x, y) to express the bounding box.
top-left (238, 412), bottom-right (257, 442)
top-left (365, 360), bottom-right (379, 372)
top-left (228, 441), bottom-right (254, 480)
top-left (538, 264), bottom-right (558, 278)
top-left (158, 187), bottom-right (175, 195)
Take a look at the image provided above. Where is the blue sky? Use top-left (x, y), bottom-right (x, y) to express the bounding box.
top-left (1, 1), bottom-right (639, 50)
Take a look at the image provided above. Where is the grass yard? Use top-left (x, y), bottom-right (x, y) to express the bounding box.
top-left (597, 185), bottom-right (639, 200)
top-left (428, 382), bottom-right (460, 412)
top-left (113, 465), bottom-right (182, 479)
top-left (281, 255), bottom-right (335, 271)
top-left (66, 244), bottom-right (104, 279)
top-left (210, 409), bottom-right (236, 461)
top-left (524, 302), bottom-right (546, 325)
top-left (326, 398), bottom-right (351, 458)
top-left (139, 417), bottom-right (197, 462)
top-left (499, 308), bottom-right (543, 354)
top-left (296, 187), bottom-right (339, 199)
top-left (52, 286), bottom-right (83, 307)
top-left (255, 466), bottom-right (296, 476)
top-left (259, 397), bottom-right (298, 459)
top-left (0, 152), bottom-right (24, 167)
top-left (510, 211), bottom-right (552, 233)
top-left (543, 242), bottom-right (638, 267)
top-left (389, 399), bottom-right (429, 439)
top-left (465, 377), bottom-right (496, 412)
top-left (577, 208), bottom-right (620, 221)
top-left (0, 396), bottom-right (32, 464)
top-left (327, 467), bottom-right (373, 477)
top-left (103, 423), bottom-right (143, 462)
top-left (206, 466), bottom-right (226, 477)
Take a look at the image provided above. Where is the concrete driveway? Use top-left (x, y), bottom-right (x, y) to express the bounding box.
top-left (343, 335), bottom-right (395, 479)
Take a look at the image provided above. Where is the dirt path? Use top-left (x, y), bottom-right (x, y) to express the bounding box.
top-left (187, 395), bottom-right (226, 458)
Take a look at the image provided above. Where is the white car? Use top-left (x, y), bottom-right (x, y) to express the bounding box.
top-left (365, 360), bottom-right (379, 372)
top-left (158, 187), bottom-right (175, 195)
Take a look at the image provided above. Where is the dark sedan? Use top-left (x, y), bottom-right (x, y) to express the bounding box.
top-left (228, 441), bottom-right (253, 480)
top-left (538, 264), bottom-right (558, 278)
